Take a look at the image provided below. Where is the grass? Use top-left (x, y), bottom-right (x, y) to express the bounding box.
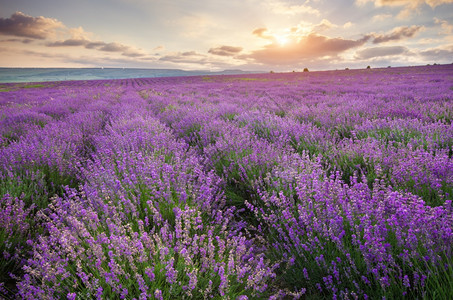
top-left (398, 181), bottom-right (452, 207)
top-left (22, 84), bottom-right (46, 89)
top-left (290, 136), bottom-right (324, 159)
top-left (421, 254), bottom-right (453, 300)
top-left (221, 113), bottom-right (236, 121)
top-left (0, 84), bottom-right (47, 92)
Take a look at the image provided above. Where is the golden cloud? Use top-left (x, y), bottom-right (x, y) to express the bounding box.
top-left (249, 33), bottom-right (370, 65)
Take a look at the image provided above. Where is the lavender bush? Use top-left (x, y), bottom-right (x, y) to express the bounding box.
top-left (1, 64), bottom-right (452, 299)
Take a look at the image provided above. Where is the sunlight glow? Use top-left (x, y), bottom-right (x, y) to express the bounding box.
top-left (275, 35), bottom-right (289, 46)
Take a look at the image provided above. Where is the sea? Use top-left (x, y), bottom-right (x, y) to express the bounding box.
top-left (0, 68), bottom-right (257, 83)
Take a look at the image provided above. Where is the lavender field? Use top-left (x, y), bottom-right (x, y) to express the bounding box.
top-left (1, 65), bottom-right (453, 299)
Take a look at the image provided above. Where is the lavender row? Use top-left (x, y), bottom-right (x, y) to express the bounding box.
top-left (1, 64), bottom-right (452, 298)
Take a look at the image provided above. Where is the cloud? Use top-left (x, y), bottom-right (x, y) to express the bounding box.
top-left (312, 19), bottom-right (337, 33)
top-left (249, 33), bottom-right (370, 65)
top-left (1, 47), bottom-right (159, 68)
top-left (85, 41), bottom-right (107, 49)
top-left (265, 0), bottom-right (320, 16)
top-left (67, 26), bottom-right (91, 40)
top-left (2, 38), bottom-right (34, 44)
top-left (252, 28), bottom-right (272, 39)
top-left (0, 11), bottom-right (64, 39)
top-left (98, 42), bottom-right (147, 57)
top-left (355, 46), bottom-right (411, 59)
top-left (153, 45), bottom-right (165, 51)
top-left (286, 19), bottom-right (349, 37)
top-left (47, 38), bottom-right (148, 58)
top-left (122, 49), bottom-right (147, 57)
top-left (435, 18), bottom-right (453, 35)
top-left (208, 45), bottom-right (243, 56)
top-left (372, 14), bottom-right (393, 22)
top-left (0, 11), bottom-right (149, 60)
top-left (99, 42), bottom-right (130, 52)
top-left (419, 44), bottom-right (453, 61)
top-left (356, 0), bottom-right (453, 18)
top-left (372, 25), bottom-right (423, 43)
top-left (357, 0), bottom-right (453, 8)
top-left (159, 51), bottom-right (208, 64)
top-left (343, 22), bottom-right (354, 29)
top-left (357, 0), bottom-right (453, 17)
top-left (47, 38), bottom-right (90, 47)
top-left (47, 36), bottom-right (148, 58)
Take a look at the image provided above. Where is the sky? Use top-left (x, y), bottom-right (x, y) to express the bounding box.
top-left (0, 0), bottom-right (452, 71)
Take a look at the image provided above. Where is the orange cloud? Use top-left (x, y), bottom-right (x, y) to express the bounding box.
top-left (249, 34), bottom-right (370, 65)
top-left (252, 28), bottom-right (273, 39)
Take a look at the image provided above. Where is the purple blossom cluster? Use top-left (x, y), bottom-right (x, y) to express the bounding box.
top-left (0, 64), bottom-right (452, 299)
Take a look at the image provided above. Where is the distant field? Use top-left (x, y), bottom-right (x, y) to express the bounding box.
top-left (0, 68), bottom-right (257, 83)
top-left (1, 65), bottom-right (452, 299)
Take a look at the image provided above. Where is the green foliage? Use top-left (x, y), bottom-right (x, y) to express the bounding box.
top-left (290, 136), bottom-right (322, 159)
top-left (397, 180), bottom-right (452, 207)
top-left (221, 113), bottom-right (237, 121)
top-left (0, 165), bottom-right (78, 211)
top-left (0, 224), bottom-right (27, 293)
top-left (420, 254), bottom-right (453, 300)
top-left (0, 84), bottom-right (46, 92)
top-left (356, 127), bottom-right (423, 146)
top-left (22, 84), bottom-right (46, 89)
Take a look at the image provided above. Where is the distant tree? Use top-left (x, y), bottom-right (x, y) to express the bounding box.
top-left (345, 67), bottom-right (349, 70)
top-left (270, 70), bottom-right (274, 74)
top-left (292, 70), bottom-right (295, 72)
top-left (303, 68), bottom-right (309, 72)
top-left (366, 65), bottom-right (371, 69)
top-left (387, 66), bottom-right (391, 68)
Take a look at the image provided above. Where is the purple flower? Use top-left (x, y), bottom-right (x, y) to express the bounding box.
top-left (67, 292), bottom-right (76, 300)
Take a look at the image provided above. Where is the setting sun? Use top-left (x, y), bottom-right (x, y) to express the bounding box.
top-left (275, 34), bottom-right (289, 46)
